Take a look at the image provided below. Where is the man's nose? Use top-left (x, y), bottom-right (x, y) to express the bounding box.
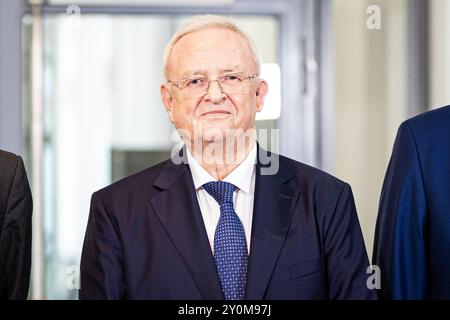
top-left (205, 80), bottom-right (226, 103)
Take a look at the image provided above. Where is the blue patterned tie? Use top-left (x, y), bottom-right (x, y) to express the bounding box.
top-left (203, 181), bottom-right (248, 300)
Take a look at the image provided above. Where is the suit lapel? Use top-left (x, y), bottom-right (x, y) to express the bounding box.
top-left (149, 153), bottom-right (223, 299)
top-left (246, 148), bottom-right (301, 299)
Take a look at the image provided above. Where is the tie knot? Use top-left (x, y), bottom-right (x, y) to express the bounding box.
top-left (203, 181), bottom-right (237, 206)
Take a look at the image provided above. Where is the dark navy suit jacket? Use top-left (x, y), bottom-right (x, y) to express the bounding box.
top-left (0, 150), bottom-right (32, 299)
top-left (373, 105), bottom-right (450, 299)
top-left (80, 147), bottom-right (375, 299)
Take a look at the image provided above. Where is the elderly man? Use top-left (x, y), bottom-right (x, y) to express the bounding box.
top-left (0, 149), bottom-right (32, 299)
top-left (80, 15), bottom-right (374, 300)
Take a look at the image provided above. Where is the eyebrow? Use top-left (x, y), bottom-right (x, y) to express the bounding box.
top-left (181, 70), bottom-right (207, 78)
top-left (180, 66), bottom-right (243, 78)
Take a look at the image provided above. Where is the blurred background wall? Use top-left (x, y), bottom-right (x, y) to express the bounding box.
top-left (0, 0), bottom-right (448, 299)
top-left (333, 0), bottom-right (409, 263)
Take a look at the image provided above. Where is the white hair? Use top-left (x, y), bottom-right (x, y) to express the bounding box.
top-left (162, 14), bottom-right (261, 81)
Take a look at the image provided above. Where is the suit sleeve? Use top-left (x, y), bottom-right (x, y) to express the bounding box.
top-left (79, 191), bottom-right (125, 299)
top-left (373, 122), bottom-right (428, 299)
top-left (0, 156), bottom-right (32, 299)
top-left (324, 183), bottom-right (376, 299)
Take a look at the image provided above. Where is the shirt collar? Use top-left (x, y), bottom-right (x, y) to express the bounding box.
top-left (186, 143), bottom-right (257, 194)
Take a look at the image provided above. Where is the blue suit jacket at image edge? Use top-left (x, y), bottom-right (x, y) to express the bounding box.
top-left (374, 105), bottom-right (450, 299)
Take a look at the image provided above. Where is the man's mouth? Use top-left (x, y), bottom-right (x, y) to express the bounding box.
top-left (202, 110), bottom-right (231, 116)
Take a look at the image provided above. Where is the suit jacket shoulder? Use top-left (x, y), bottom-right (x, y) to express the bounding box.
top-left (277, 154), bottom-right (352, 218)
top-left (405, 105), bottom-right (450, 128)
top-left (402, 105), bottom-right (450, 141)
top-left (0, 150), bottom-right (23, 217)
top-left (0, 149), bottom-right (21, 186)
top-left (279, 154), bottom-right (347, 190)
top-left (94, 158), bottom-right (174, 200)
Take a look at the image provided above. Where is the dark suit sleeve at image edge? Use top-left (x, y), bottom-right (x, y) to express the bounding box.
top-left (373, 122), bottom-right (428, 299)
top-left (0, 156), bottom-right (32, 299)
top-left (323, 183), bottom-right (377, 299)
top-left (79, 191), bottom-right (125, 299)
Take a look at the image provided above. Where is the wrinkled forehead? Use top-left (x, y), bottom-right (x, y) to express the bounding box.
top-left (168, 28), bottom-right (257, 79)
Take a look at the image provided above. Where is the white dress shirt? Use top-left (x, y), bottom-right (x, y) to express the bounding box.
top-left (186, 144), bottom-right (256, 254)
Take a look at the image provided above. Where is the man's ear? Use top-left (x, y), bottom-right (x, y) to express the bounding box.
top-left (255, 80), bottom-right (268, 112)
top-left (160, 84), bottom-right (175, 123)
